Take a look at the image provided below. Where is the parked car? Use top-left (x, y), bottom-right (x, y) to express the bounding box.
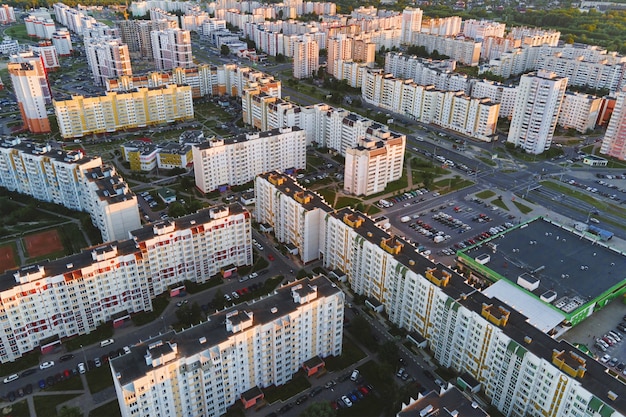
top-left (40, 361), bottom-right (55, 370)
top-left (341, 395), bottom-right (353, 407)
top-left (60, 354), bottom-right (75, 362)
top-left (3, 374), bottom-right (19, 384)
top-left (100, 339), bottom-right (115, 348)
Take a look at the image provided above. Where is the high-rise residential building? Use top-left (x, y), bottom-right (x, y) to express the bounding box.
top-left (461, 19), bottom-right (506, 40)
top-left (85, 37), bottom-right (132, 86)
top-left (401, 8), bottom-right (422, 44)
top-left (0, 138), bottom-right (140, 242)
top-left (344, 131), bottom-right (406, 196)
top-left (192, 127), bottom-right (306, 193)
top-left (0, 204), bottom-right (251, 362)
top-left (24, 16), bottom-right (56, 39)
top-left (116, 19), bottom-right (177, 58)
top-left (112, 275), bottom-right (343, 417)
top-left (255, 172), bottom-right (332, 263)
top-left (327, 34), bottom-right (353, 76)
top-left (151, 28), bottom-right (193, 71)
top-left (292, 35), bottom-right (318, 79)
top-left (507, 70), bottom-right (567, 154)
top-left (51, 28), bottom-right (73, 56)
top-left (0, 4), bottom-right (15, 24)
top-left (32, 42), bottom-right (60, 70)
top-left (557, 91), bottom-right (602, 133)
top-left (601, 87), bottom-right (626, 160)
top-left (410, 33), bottom-right (481, 66)
top-left (54, 84), bottom-right (194, 138)
top-left (8, 54), bottom-right (51, 134)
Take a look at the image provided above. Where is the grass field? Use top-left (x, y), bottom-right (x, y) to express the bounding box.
top-left (262, 370), bottom-right (311, 404)
top-left (86, 365), bottom-right (114, 394)
top-left (33, 394), bottom-right (81, 417)
top-left (476, 190), bottom-right (496, 199)
top-left (89, 400), bottom-right (122, 417)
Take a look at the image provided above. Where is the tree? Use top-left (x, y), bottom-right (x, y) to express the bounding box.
top-left (299, 402), bottom-right (336, 417)
top-left (221, 44), bottom-right (230, 56)
top-left (377, 341), bottom-right (399, 365)
top-left (276, 53), bottom-right (286, 63)
top-left (58, 406), bottom-right (82, 417)
top-left (422, 171), bottom-right (435, 189)
top-left (349, 316), bottom-right (378, 351)
top-left (168, 202), bottom-right (186, 218)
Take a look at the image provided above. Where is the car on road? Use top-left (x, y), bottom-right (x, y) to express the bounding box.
top-left (60, 354), bottom-right (75, 362)
top-left (3, 374), bottom-right (19, 384)
top-left (21, 369), bottom-right (37, 377)
top-left (268, 254), bottom-right (275, 261)
top-left (94, 358), bottom-right (102, 368)
top-left (224, 294), bottom-right (232, 302)
top-left (310, 386), bottom-right (323, 397)
top-left (176, 300), bottom-right (188, 307)
top-left (231, 291), bottom-right (239, 299)
top-left (324, 380), bottom-right (336, 389)
top-left (77, 363), bottom-right (86, 374)
top-left (296, 394), bottom-right (308, 405)
top-left (40, 361), bottom-right (55, 370)
top-left (341, 395), bottom-right (353, 407)
top-left (100, 339), bottom-right (115, 348)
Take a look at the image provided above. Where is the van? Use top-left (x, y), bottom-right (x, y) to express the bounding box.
top-left (100, 338), bottom-right (115, 348)
top-left (350, 369), bottom-right (360, 382)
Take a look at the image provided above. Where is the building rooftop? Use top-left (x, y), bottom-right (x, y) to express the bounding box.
top-left (0, 138), bottom-right (94, 165)
top-left (110, 275), bottom-right (342, 385)
top-left (194, 127), bottom-right (303, 150)
top-left (459, 217), bottom-right (626, 317)
top-left (259, 171), bottom-right (333, 214)
top-left (397, 386), bottom-right (489, 417)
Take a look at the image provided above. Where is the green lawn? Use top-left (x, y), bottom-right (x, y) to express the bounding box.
top-left (0, 351), bottom-right (41, 376)
top-left (44, 375), bottom-right (84, 391)
top-left (33, 394), bottom-right (81, 417)
top-left (490, 198), bottom-right (509, 211)
top-left (476, 190), bottom-right (496, 199)
top-left (325, 337), bottom-right (366, 371)
top-left (4, 25), bottom-right (31, 42)
top-left (336, 196), bottom-right (361, 209)
top-left (315, 189), bottom-right (336, 206)
top-left (89, 400), bottom-right (122, 417)
top-left (262, 370), bottom-right (311, 404)
top-left (2, 399), bottom-right (29, 417)
top-left (433, 178), bottom-right (474, 193)
top-left (131, 295), bottom-right (170, 326)
top-left (86, 364), bottom-right (114, 394)
top-left (513, 201), bottom-right (533, 214)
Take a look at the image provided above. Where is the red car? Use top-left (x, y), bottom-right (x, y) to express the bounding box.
top-left (268, 254), bottom-right (275, 261)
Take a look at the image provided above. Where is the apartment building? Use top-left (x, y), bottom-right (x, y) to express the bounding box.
top-left (401, 8), bottom-right (423, 44)
top-left (507, 71), bottom-right (568, 154)
top-left (31, 43), bottom-right (60, 70)
top-left (411, 33), bottom-right (481, 66)
top-left (327, 34), bottom-right (353, 76)
top-left (85, 37), bottom-right (133, 86)
top-left (557, 91), bottom-right (602, 133)
top-left (0, 204), bottom-right (251, 363)
top-left (120, 140), bottom-right (194, 171)
top-left (469, 79), bottom-right (518, 119)
top-left (0, 4), bottom-right (15, 24)
top-left (24, 16), bottom-right (56, 40)
top-left (334, 60), bottom-right (369, 88)
top-left (420, 16), bottom-right (462, 37)
top-left (361, 70), bottom-right (499, 141)
top-left (292, 35), bottom-right (319, 79)
top-left (151, 28), bottom-right (193, 71)
top-left (320, 206), bottom-right (626, 417)
top-left (8, 54), bottom-right (52, 134)
top-left (461, 19), bottom-right (505, 40)
top-left (193, 127), bottom-right (306, 193)
top-left (0, 138), bottom-right (140, 242)
top-left (116, 19), bottom-right (177, 57)
top-left (255, 173), bottom-right (332, 263)
top-left (54, 84), bottom-right (194, 138)
top-left (344, 132), bottom-right (406, 196)
top-left (601, 88), bottom-right (626, 160)
top-left (112, 275), bottom-right (343, 417)
top-left (51, 28), bottom-right (73, 56)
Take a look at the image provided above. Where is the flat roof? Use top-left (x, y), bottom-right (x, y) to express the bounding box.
top-left (460, 217), bottom-right (626, 314)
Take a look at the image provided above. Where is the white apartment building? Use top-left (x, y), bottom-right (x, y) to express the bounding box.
top-left (85, 37), bottom-right (132, 86)
top-left (384, 52), bottom-right (457, 82)
top-left (0, 138), bottom-right (140, 242)
top-left (192, 127), bottom-right (306, 193)
top-left (601, 88), bottom-right (626, 160)
top-left (400, 7), bottom-right (423, 44)
top-left (116, 19), bottom-right (177, 57)
top-left (507, 71), bottom-right (568, 154)
top-left (0, 204), bottom-right (251, 363)
top-left (411, 32), bottom-right (481, 66)
top-left (461, 19), bottom-right (506, 40)
top-left (334, 60), bottom-right (369, 88)
top-left (24, 16), bottom-right (56, 40)
top-left (112, 276), bottom-right (343, 417)
top-left (0, 4), bottom-right (15, 24)
top-left (470, 79), bottom-right (518, 118)
top-left (509, 26), bottom-right (561, 47)
top-left (361, 70), bottom-right (499, 141)
top-left (344, 132), bottom-right (406, 196)
top-left (51, 28), bottom-right (73, 56)
top-left (327, 34), bottom-right (353, 76)
top-left (292, 35), bottom-right (319, 79)
top-left (151, 28), bottom-right (193, 71)
top-left (31, 43), bottom-right (60, 70)
top-left (557, 91), bottom-right (602, 133)
top-left (8, 54), bottom-right (52, 134)
top-left (54, 84), bottom-right (194, 138)
top-left (320, 206), bottom-right (626, 417)
top-left (255, 172), bottom-right (332, 263)
top-left (419, 16), bottom-right (462, 37)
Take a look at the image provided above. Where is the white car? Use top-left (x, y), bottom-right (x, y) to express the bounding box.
top-left (100, 338), bottom-right (115, 348)
top-left (600, 354), bottom-right (611, 363)
top-left (224, 294), bottom-right (232, 302)
top-left (3, 374), bottom-right (18, 384)
top-left (78, 363), bottom-right (86, 374)
top-left (341, 395), bottom-right (353, 407)
top-left (39, 361), bottom-right (55, 370)
top-left (231, 291), bottom-right (240, 299)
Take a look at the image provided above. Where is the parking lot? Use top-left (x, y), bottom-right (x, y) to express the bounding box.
top-left (391, 195), bottom-right (515, 262)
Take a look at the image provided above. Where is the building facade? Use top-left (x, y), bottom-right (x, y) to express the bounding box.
top-left (292, 35), bottom-right (319, 79)
top-left (112, 276), bottom-right (343, 417)
top-left (192, 127), bottom-right (306, 193)
top-left (0, 205), bottom-right (251, 363)
top-left (8, 55), bottom-right (52, 134)
top-left (85, 37), bottom-right (133, 86)
top-left (54, 84), bottom-right (194, 138)
top-left (507, 70), bottom-right (568, 154)
top-left (151, 28), bottom-right (193, 71)
top-left (116, 19), bottom-right (177, 58)
top-left (601, 88), bottom-right (626, 160)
